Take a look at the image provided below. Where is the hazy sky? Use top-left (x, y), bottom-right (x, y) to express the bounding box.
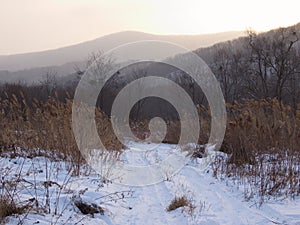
top-left (1, 0), bottom-right (300, 55)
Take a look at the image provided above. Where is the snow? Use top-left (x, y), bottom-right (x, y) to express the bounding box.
top-left (1, 142), bottom-right (299, 225)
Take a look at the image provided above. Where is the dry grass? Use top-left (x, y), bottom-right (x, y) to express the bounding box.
top-left (0, 195), bottom-right (25, 223)
top-left (212, 99), bottom-right (300, 204)
top-left (224, 99), bottom-right (300, 161)
top-left (166, 195), bottom-right (194, 212)
top-left (0, 93), bottom-right (123, 173)
top-left (0, 160), bottom-right (32, 223)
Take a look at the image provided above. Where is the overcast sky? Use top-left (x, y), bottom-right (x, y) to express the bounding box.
top-left (1, 0), bottom-right (300, 55)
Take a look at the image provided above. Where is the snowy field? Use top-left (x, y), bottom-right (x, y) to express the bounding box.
top-left (1, 142), bottom-right (300, 225)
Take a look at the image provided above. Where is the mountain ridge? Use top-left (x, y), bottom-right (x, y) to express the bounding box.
top-left (0, 30), bottom-right (245, 72)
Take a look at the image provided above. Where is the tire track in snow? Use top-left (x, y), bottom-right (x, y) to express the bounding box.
top-left (114, 144), bottom-right (188, 225)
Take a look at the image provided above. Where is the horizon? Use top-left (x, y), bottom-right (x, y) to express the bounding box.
top-left (1, 0), bottom-right (300, 55)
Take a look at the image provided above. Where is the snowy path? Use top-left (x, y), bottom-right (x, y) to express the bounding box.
top-left (3, 142), bottom-right (300, 225)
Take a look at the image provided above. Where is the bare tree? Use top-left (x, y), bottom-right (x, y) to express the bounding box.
top-left (80, 51), bottom-right (115, 109)
top-left (40, 71), bottom-right (58, 96)
top-left (211, 43), bottom-right (249, 103)
top-left (248, 27), bottom-right (300, 102)
top-left (129, 65), bottom-right (148, 121)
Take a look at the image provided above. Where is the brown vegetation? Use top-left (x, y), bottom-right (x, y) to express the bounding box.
top-left (166, 195), bottom-right (194, 212)
top-left (0, 196), bottom-right (25, 223)
top-left (214, 99), bottom-right (300, 204)
top-left (0, 92), bottom-right (122, 169)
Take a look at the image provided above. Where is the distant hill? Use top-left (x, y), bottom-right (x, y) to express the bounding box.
top-left (0, 30), bottom-right (245, 73)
